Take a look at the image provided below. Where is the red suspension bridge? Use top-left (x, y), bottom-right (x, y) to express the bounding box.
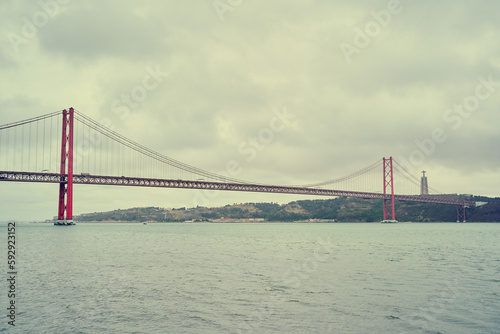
top-left (0, 108), bottom-right (476, 225)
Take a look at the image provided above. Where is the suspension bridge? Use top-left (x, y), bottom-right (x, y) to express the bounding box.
top-left (0, 108), bottom-right (476, 225)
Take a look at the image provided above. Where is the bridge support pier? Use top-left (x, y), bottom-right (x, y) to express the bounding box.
top-left (54, 220), bottom-right (75, 226)
top-left (457, 201), bottom-right (466, 222)
top-left (55, 108), bottom-right (75, 226)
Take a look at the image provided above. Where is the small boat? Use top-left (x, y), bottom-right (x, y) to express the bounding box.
top-left (381, 219), bottom-right (398, 224)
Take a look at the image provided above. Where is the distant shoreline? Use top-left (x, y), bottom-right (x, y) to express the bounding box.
top-left (29, 220), bottom-right (500, 224)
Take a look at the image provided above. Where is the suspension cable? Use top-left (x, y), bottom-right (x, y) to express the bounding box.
top-left (0, 111), bottom-right (60, 131)
top-left (393, 159), bottom-right (442, 194)
top-left (73, 110), bottom-right (253, 184)
top-left (302, 159), bottom-right (382, 187)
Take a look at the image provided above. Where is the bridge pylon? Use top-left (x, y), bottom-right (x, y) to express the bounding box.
top-left (55, 108), bottom-right (75, 226)
top-left (382, 157), bottom-right (396, 222)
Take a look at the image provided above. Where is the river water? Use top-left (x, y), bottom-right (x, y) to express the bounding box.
top-left (1, 222), bottom-right (499, 333)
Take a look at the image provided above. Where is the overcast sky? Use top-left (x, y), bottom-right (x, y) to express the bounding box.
top-left (1, 0), bottom-right (499, 221)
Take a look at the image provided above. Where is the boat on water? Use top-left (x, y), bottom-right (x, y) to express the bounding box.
top-left (381, 219), bottom-right (398, 224)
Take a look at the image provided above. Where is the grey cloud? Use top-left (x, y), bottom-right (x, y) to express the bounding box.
top-left (1, 0), bottom-right (500, 220)
top-left (38, 2), bottom-right (168, 61)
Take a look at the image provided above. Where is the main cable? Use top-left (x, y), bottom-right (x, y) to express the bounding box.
top-left (73, 111), bottom-right (254, 184)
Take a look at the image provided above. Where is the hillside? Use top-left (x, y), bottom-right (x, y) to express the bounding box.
top-left (74, 195), bottom-right (500, 223)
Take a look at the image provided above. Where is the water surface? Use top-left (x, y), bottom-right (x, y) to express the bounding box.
top-left (1, 222), bottom-right (499, 333)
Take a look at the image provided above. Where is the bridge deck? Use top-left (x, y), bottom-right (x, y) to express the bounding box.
top-left (0, 171), bottom-right (476, 207)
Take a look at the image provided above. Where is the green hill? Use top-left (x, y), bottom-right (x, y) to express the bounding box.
top-left (74, 195), bottom-right (500, 223)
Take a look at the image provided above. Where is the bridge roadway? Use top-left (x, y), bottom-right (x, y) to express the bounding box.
top-left (0, 171), bottom-right (476, 207)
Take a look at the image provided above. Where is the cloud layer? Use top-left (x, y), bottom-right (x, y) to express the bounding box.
top-left (1, 0), bottom-right (499, 220)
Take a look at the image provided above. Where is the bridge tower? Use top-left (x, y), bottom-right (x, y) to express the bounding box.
top-left (382, 157), bottom-right (396, 221)
top-left (55, 108), bottom-right (75, 226)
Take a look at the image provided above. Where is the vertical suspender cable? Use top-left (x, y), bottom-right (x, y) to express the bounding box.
top-left (75, 117), bottom-right (79, 173)
top-left (100, 129), bottom-right (103, 175)
top-left (21, 125), bottom-right (24, 170)
top-left (0, 126), bottom-right (3, 169)
top-left (36, 120), bottom-right (39, 171)
top-left (42, 117), bottom-right (45, 170)
top-left (49, 116), bottom-right (52, 171)
top-left (86, 121), bottom-right (90, 174)
top-left (7, 128), bottom-right (10, 170)
top-left (13, 126), bottom-right (16, 170)
top-left (105, 132), bottom-right (109, 175)
top-left (94, 127), bottom-right (97, 174)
